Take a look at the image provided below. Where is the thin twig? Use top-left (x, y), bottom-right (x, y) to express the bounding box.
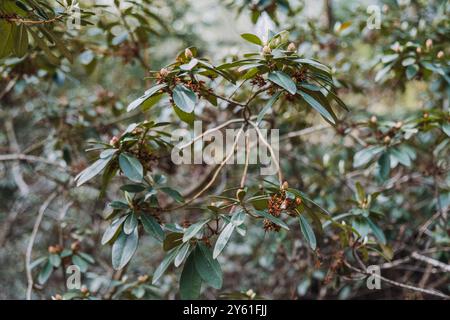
top-left (25, 192), bottom-right (57, 300)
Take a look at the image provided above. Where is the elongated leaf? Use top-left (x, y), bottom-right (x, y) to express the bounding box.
top-left (378, 151), bottom-right (390, 181)
top-left (172, 104), bottom-right (195, 125)
top-left (230, 211), bottom-right (246, 227)
top-left (179, 252), bottom-right (202, 299)
top-left (163, 232), bottom-right (183, 251)
top-left (140, 214), bottom-right (164, 242)
top-left (298, 90), bottom-right (336, 124)
top-left (240, 33), bottom-right (263, 46)
top-left (111, 229), bottom-right (139, 270)
top-left (124, 214), bottom-right (138, 235)
top-left (257, 92), bottom-right (281, 125)
top-left (127, 83), bottom-right (167, 112)
top-left (102, 215), bottom-right (128, 245)
top-left (366, 218), bottom-right (386, 244)
top-left (268, 71), bottom-right (297, 95)
top-left (172, 84), bottom-right (197, 113)
top-left (75, 156), bottom-right (114, 187)
top-left (159, 187), bottom-right (184, 203)
top-left (194, 243), bottom-right (223, 289)
top-left (183, 219), bottom-right (209, 242)
top-left (72, 254), bottom-right (88, 272)
top-left (299, 215), bottom-right (317, 250)
top-left (174, 242), bottom-right (190, 267)
top-left (213, 223), bottom-right (235, 258)
top-left (180, 58), bottom-right (198, 70)
top-left (254, 210), bottom-right (289, 230)
top-left (353, 146), bottom-right (384, 168)
top-left (13, 24), bottom-right (28, 57)
top-left (0, 21), bottom-right (13, 58)
top-left (152, 247), bottom-right (180, 284)
top-left (38, 261), bottom-right (53, 285)
top-left (119, 153), bottom-right (143, 183)
top-left (49, 254), bottom-right (61, 268)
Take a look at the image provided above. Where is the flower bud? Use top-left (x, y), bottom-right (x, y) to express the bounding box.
top-left (138, 275), bottom-right (149, 283)
top-left (416, 47), bottom-right (422, 54)
top-left (287, 42), bottom-right (296, 52)
top-left (70, 241), bottom-right (80, 252)
top-left (394, 121), bottom-right (403, 129)
top-left (52, 294), bottom-right (63, 300)
top-left (425, 39), bottom-right (433, 49)
top-left (370, 115), bottom-right (377, 124)
top-left (437, 51), bottom-right (444, 59)
top-left (185, 48), bottom-right (193, 59)
top-left (295, 197), bottom-right (302, 206)
top-left (236, 188), bottom-right (246, 202)
top-left (159, 68), bottom-right (169, 77)
top-left (262, 45), bottom-right (272, 55)
top-left (281, 181), bottom-right (289, 190)
top-left (80, 285), bottom-right (89, 294)
top-left (383, 136), bottom-right (391, 144)
top-left (109, 136), bottom-right (119, 146)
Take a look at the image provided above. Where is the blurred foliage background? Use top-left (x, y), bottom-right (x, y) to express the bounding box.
top-left (0, 0), bottom-right (449, 300)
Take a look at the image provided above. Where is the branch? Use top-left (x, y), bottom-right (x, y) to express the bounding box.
top-left (25, 192), bottom-right (57, 300)
top-left (0, 154), bottom-right (67, 169)
top-left (344, 260), bottom-right (449, 299)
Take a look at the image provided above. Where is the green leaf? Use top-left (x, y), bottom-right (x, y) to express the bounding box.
top-left (254, 210), bottom-right (289, 230)
top-left (172, 104), bottom-right (195, 125)
top-left (298, 90), bottom-right (336, 124)
top-left (390, 147), bottom-right (411, 166)
top-left (159, 187), bottom-right (184, 203)
top-left (72, 254), bottom-right (89, 272)
top-left (257, 92), bottom-right (281, 125)
top-left (124, 214), bottom-right (138, 235)
top-left (179, 252), bottom-right (202, 299)
top-left (0, 20), bottom-right (13, 58)
top-left (406, 64), bottom-right (419, 80)
top-left (12, 24), bottom-right (28, 58)
top-left (28, 28), bottom-right (59, 65)
top-left (366, 217), bottom-right (386, 245)
top-left (299, 215), bottom-right (317, 250)
top-left (163, 232), bottom-right (183, 251)
top-left (119, 153), bottom-right (143, 183)
top-left (140, 214), bottom-right (164, 242)
top-left (172, 84), bottom-right (197, 113)
top-left (353, 146), bottom-right (384, 168)
top-left (213, 223), bottom-right (235, 259)
top-left (75, 156), bottom-right (114, 187)
top-left (378, 151), bottom-right (391, 181)
top-left (174, 242), bottom-right (190, 267)
top-left (194, 243), bottom-right (223, 289)
top-left (180, 58), bottom-right (198, 71)
top-left (77, 252), bottom-right (95, 264)
top-left (183, 219), bottom-right (209, 243)
top-left (152, 247), bottom-right (180, 284)
top-left (120, 184), bottom-right (146, 193)
top-left (240, 33), bottom-right (263, 46)
top-left (442, 123), bottom-right (450, 137)
top-left (127, 83), bottom-right (167, 112)
top-left (268, 71), bottom-right (297, 95)
top-left (111, 228), bottom-right (139, 270)
top-left (102, 215), bottom-right (128, 245)
top-left (38, 261), bottom-right (53, 285)
top-left (49, 254), bottom-right (61, 268)
top-left (230, 211), bottom-right (246, 227)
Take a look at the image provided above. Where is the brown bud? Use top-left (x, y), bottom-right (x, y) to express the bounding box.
top-left (394, 121), bottom-right (403, 129)
top-left (416, 47), bottom-right (422, 54)
top-left (48, 246), bottom-right (57, 254)
top-left (423, 112), bottom-right (429, 119)
top-left (295, 197), bottom-right (302, 206)
top-left (236, 188), bottom-right (246, 201)
top-left (437, 51), bottom-right (444, 59)
top-left (383, 136), bottom-right (391, 144)
top-left (80, 285), bottom-right (89, 294)
top-left (281, 181), bottom-right (289, 190)
top-left (159, 68), bottom-right (169, 77)
top-left (370, 115), bottom-right (378, 124)
top-left (138, 275), bottom-right (149, 283)
top-left (70, 241), bottom-right (80, 252)
top-left (425, 39), bottom-right (433, 49)
top-left (287, 42), bottom-right (296, 52)
top-left (382, 4), bottom-right (388, 13)
top-left (52, 294), bottom-right (63, 300)
top-left (109, 136), bottom-right (119, 146)
top-left (185, 48), bottom-right (193, 59)
top-left (262, 45), bottom-right (272, 55)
